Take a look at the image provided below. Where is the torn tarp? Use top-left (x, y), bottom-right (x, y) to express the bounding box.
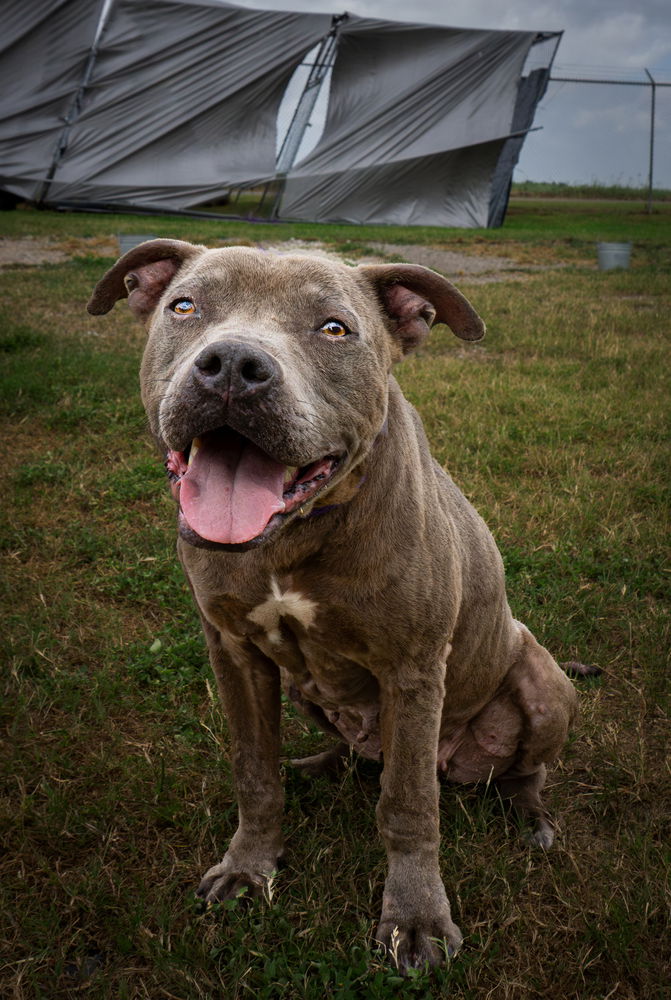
top-left (279, 17), bottom-right (540, 227)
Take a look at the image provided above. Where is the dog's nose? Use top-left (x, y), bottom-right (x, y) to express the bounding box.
top-left (192, 340), bottom-right (281, 397)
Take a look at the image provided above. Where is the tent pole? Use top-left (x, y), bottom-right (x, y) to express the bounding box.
top-left (36, 0), bottom-right (115, 206)
top-left (271, 13), bottom-right (347, 220)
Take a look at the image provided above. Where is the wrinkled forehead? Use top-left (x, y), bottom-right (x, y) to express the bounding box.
top-left (175, 247), bottom-right (375, 318)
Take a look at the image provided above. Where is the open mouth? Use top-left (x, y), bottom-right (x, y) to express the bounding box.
top-left (165, 427), bottom-right (342, 548)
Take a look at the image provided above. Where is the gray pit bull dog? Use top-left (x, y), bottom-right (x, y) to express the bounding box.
top-left (88, 240), bottom-right (580, 971)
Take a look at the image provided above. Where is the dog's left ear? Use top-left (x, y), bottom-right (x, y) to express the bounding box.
top-left (358, 263), bottom-right (485, 356)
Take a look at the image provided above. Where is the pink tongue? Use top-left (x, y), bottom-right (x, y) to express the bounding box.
top-left (180, 430), bottom-right (287, 544)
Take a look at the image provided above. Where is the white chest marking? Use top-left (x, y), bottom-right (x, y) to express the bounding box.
top-left (247, 576), bottom-right (317, 645)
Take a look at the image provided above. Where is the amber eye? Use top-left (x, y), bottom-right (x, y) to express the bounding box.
top-left (320, 319), bottom-right (350, 337)
top-left (171, 298), bottom-right (196, 315)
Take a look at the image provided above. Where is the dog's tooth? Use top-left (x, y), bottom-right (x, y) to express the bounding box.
top-left (188, 437), bottom-right (202, 466)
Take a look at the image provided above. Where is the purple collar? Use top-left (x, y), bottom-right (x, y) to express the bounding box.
top-left (300, 417), bottom-right (388, 520)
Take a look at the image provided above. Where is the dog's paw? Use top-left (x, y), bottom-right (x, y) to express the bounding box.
top-left (375, 915), bottom-right (463, 973)
top-left (561, 660), bottom-right (601, 679)
top-left (196, 858), bottom-right (277, 907)
top-left (289, 742), bottom-right (349, 778)
top-left (525, 816), bottom-right (555, 850)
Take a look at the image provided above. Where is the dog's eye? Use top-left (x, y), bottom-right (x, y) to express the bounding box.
top-left (319, 319), bottom-right (350, 337)
top-left (171, 299), bottom-right (196, 315)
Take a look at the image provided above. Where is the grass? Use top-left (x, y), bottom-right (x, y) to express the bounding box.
top-left (510, 180), bottom-right (671, 202)
top-left (3, 192), bottom-right (671, 247)
top-left (1, 202), bottom-right (670, 998)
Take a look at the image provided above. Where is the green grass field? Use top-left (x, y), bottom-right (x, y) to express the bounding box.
top-left (510, 180), bottom-right (671, 202)
top-left (1, 199), bottom-right (670, 998)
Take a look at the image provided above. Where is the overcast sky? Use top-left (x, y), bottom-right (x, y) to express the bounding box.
top-left (237, 0), bottom-right (671, 189)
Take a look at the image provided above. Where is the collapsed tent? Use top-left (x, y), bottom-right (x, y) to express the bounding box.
top-left (0, 0), bottom-right (560, 227)
top-left (0, 0), bottom-right (332, 209)
top-left (280, 18), bottom-right (560, 227)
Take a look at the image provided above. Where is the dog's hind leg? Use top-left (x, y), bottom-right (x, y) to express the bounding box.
top-left (496, 765), bottom-right (555, 848)
top-left (561, 660), bottom-right (601, 678)
top-left (495, 625), bottom-right (579, 848)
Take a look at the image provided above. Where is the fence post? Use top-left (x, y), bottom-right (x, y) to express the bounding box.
top-left (644, 69), bottom-right (656, 213)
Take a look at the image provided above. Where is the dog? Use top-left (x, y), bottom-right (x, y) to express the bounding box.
top-left (88, 240), bottom-right (579, 971)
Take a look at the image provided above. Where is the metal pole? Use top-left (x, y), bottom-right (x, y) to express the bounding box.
top-left (644, 69), bottom-right (656, 213)
top-left (271, 14), bottom-right (347, 219)
top-left (36, 0), bottom-right (115, 205)
top-left (275, 14), bottom-right (347, 177)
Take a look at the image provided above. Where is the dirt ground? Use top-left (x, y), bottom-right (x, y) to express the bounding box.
top-left (0, 235), bottom-right (117, 267)
top-left (0, 234), bottom-right (552, 283)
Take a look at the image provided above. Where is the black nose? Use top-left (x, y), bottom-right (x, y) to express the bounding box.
top-left (192, 340), bottom-right (281, 397)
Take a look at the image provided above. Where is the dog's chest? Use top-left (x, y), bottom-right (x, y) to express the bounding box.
top-left (243, 575), bottom-right (382, 759)
top-left (247, 576), bottom-right (318, 644)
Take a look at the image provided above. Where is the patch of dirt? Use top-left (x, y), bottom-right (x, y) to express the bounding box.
top-left (367, 241), bottom-right (523, 277)
top-left (362, 241), bottom-right (568, 283)
top-left (0, 235), bottom-right (118, 268)
top-left (0, 237), bottom-right (69, 267)
top-left (0, 234), bottom-right (561, 284)
top-left (249, 237), bottom-right (558, 284)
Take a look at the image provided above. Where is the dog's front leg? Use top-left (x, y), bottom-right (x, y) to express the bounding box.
top-left (375, 667), bottom-right (462, 972)
top-left (196, 618), bottom-right (284, 905)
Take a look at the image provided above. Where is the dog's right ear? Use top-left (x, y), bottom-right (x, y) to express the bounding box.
top-left (87, 239), bottom-right (206, 320)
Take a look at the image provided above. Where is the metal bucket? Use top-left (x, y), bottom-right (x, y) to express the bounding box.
top-left (597, 241), bottom-right (632, 271)
top-left (118, 234), bottom-right (156, 255)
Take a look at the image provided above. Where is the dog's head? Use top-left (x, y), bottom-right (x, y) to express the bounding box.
top-left (88, 239), bottom-right (484, 551)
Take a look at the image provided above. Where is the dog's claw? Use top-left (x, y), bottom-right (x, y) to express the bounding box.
top-left (376, 917), bottom-right (463, 973)
top-left (196, 857), bottom-right (277, 906)
top-left (196, 873), bottom-right (262, 906)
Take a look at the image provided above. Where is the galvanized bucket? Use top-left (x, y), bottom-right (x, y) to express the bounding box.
top-left (117, 234), bottom-right (156, 255)
top-left (597, 241), bottom-right (632, 271)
